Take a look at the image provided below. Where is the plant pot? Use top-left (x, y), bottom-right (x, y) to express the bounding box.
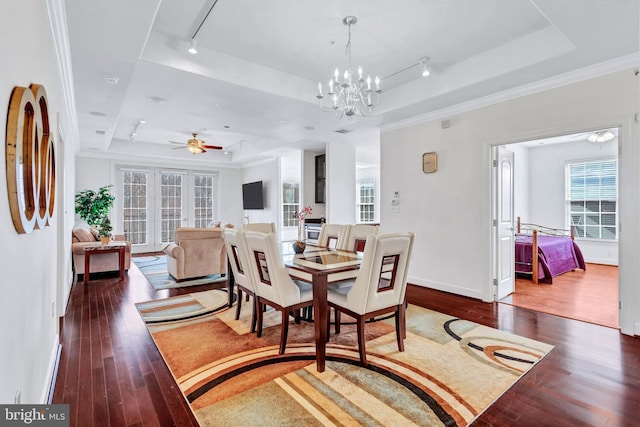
top-left (292, 241), bottom-right (306, 254)
top-left (100, 236), bottom-right (111, 245)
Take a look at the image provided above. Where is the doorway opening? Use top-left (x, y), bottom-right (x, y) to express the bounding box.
top-left (492, 128), bottom-right (619, 328)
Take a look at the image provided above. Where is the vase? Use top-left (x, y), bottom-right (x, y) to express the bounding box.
top-left (292, 240), bottom-right (306, 254)
top-left (100, 236), bottom-right (110, 245)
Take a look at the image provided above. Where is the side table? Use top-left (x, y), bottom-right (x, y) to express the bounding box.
top-left (84, 243), bottom-right (126, 285)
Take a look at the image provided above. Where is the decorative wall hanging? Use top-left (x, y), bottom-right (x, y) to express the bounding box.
top-left (5, 83), bottom-right (56, 234)
top-left (422, 152), bottom-right (438, 173)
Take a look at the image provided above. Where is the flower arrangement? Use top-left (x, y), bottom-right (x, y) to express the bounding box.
top-left (295, 206), bottom-right (312, 242)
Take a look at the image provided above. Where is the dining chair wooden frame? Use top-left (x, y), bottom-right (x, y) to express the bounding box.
top-left (223, 228), bottom-right (258, 333)
top-left (327, 232), bottom-right (415, 366)
top-left (244, 231), bottom-right (314, 355)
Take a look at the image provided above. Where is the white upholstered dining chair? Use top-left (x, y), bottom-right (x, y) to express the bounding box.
top-left (327, 232), bottom-right (415, 366)
top-left (317, 223), bottom-right (349, 249)
top-left (243, 231), bottom-right (314, 354)
top-left (340, 224), bottom-right (380, 252)
top-left (223, 228), bottom-right (257, 332)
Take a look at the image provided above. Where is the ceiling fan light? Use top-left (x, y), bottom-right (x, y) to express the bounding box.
top-left (587, 130), bottom-right (614, 143)
top-left (188, 39), bottom-right (198, 55)
top-left (187, 145), bottom-right (203, 154)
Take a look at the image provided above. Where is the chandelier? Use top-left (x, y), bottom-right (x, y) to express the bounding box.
top-left (316, 16), bottom-right (382, 119)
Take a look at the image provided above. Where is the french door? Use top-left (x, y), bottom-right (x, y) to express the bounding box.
top-left (116, 166), bottom-right (218, 253)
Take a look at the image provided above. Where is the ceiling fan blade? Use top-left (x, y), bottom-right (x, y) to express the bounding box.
top-left (202, 144), bottom-right (223, 150)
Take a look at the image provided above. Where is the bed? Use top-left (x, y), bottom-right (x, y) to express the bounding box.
top-left (515, 217), bottom-right (586, 284)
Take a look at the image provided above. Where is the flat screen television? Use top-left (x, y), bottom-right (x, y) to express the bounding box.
top-left (242, 180), bottom-right (264, 210)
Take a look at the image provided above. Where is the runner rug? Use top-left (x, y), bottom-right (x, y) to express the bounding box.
top-left (132, 255), bottom-right (227, 290)
top-left (136, 290), bottom-right (553, 426)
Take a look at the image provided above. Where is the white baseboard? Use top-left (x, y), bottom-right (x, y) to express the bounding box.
top-left (408, 276), bottom-right (484, 300)
top-left (41, 336), bottom-right (61, 404)
top-left (584, 257), bottom-right (618, 266)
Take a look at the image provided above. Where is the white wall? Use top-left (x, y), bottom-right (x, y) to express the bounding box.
top-left (326, 141), bottom-right (356, 224)
top-left (510, 144), bottom-right (530, 221)
top-left (0, 0), bottom-right (77, 404)
top-left (381, 69), bottom-right (639, 335)
top-left (527, 138), bottom-right (618, 265)
top-left (241, 158), bottom-right (279, 226)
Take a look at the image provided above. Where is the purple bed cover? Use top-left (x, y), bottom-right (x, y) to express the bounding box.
top-left (515, 234), bottom-right (586, 283)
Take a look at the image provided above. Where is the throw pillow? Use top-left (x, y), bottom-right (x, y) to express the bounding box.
top-left (72, 227), bottom-right (95, 242)
top-left (90, 227), bottom-right (100, 241)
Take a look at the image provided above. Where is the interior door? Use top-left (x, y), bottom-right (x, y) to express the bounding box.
top-left (495, 146), bottom-right (515, 299)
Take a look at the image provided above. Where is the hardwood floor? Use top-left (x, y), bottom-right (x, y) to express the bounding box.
top-left (51, 262), bottom-right (640, 426)
top-left (500, 263), bottom-right (618, 328)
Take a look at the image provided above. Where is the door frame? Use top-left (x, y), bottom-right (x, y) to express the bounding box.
top-left (488, 121), bottom-right (629, 334)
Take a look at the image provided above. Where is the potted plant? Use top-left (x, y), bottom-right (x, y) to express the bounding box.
top-left (75, 185), bottom-right (115, 227)
top-left (292, 206), bottom-right (312, 253)
top-left (98, 217), bottom-right (113, 244)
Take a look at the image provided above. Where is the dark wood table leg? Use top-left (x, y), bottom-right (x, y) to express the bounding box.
top-left (84, 251), bottom-right (90, 285)
top-left (118, 247), bottom-right (125, 280)
top-left (227, 258), bottom-right (235, 308)
top-left (313, 273), bottom-right (328, 372)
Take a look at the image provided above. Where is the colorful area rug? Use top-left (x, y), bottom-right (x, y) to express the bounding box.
top-left (136, 291), bottom-right (553, 426)
top-left (133, 255), bottom-right (227, 290)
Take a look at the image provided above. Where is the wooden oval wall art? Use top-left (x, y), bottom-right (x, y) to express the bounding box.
top-left (5, 83), bottom-right (56, 234)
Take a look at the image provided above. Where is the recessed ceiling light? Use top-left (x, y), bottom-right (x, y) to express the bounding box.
top-left (277, 120), bottom-right (285, 124)
top-left (224, 125), bottom-right (230, 129)
top-left (146, 96), bottom-right (167, 104)
top-left (103, 74), bottom-right (120, 85)
top-left (304, 126), bottom-right (315, 131)
top-left (95, 130), bottom-right (106, 135)
top-left (89, 111), bottom-right (107, 117)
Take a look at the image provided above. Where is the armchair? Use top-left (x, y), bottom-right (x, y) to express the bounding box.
top-left (163, 227), bottom-right (230, 281)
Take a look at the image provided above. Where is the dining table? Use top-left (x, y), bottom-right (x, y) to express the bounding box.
top-left (281, 244), bottom-right (363, 372)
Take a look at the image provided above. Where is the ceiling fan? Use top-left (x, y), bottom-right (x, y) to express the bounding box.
top-left (171, 133), bottom-right (223, 154)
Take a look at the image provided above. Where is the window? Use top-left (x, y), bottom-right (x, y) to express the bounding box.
top-left (160, 171), bottom-right (185, 243)
top-left (193, 174), bottom-right (216, 228)
top-left (282, 181), bottom-right (300, 227)
top-left (567, 159), bottom-right (617, 240)
top-left (122, 170), bottom-right (148, 245)
top-left (357, 179), bottom-right (375, 223)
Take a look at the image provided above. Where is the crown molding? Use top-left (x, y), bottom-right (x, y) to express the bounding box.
top-left (45, 0), bottom-right (79, 146)
top-left (382, 53), bottom-right (640, 133)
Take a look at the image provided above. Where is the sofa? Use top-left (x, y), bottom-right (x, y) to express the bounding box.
top-left (71, 226), bottom-right (132, 279)
top-left (162, 226), bottom-right (231, 281)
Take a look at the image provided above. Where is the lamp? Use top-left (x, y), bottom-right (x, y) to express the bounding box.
top-left (187, 39), bottom-right (198, 55)
top-left (316, 16), bottom-right (382, 119)
top-left (587, 129), bottom-right (615, 143)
